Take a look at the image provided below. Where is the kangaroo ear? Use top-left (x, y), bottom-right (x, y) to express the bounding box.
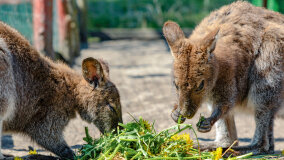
top-left (97, 59), bottom-right (110, 79)
top-left (163, 21), bottom-right (185, 55)
top-left (82, 57), bottom-right (106, 88)
top-left (202, 28), bottom-right (219, 55)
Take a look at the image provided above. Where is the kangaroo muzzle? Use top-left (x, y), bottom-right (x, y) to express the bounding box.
top-left (171, 104), bottom-right (186, 123)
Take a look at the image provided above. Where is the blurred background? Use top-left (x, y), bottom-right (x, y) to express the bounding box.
top-left (1, 0), bottom-right (284, 157)
top-left (0, 0), bottom-right (283, 64)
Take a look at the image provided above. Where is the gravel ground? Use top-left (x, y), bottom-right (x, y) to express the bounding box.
top-left (2, 40), bottom-right (284, 157)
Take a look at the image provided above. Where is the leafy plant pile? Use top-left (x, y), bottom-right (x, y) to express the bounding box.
top-left (75, 117), bottom-right (252, 160)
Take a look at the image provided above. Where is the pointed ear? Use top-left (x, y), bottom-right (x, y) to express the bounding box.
top-left (82, 57), bottom-right (106, 88)
top-left (163, 21), bottom-right (185, 54)
top-left (97, 59), bottom-right (109, 79)
top-left (202, 28), bottom-right (219, 54)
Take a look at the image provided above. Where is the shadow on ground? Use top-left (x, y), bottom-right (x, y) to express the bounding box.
top-left (199, 137), bottom-right (284, 143)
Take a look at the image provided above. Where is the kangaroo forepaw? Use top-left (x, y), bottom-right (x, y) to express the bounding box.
top-left (197, 118), bottom-right (212, 133)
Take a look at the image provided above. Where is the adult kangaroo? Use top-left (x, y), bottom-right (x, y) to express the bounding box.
top-left (164, 1), bottom-right (284, 155)
top-left (0, 22), bottom-right (123, 159)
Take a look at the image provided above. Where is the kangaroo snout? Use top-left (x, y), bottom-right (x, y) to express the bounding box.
top-left (174, 100), bottom-right (197, 120)
top-left (171, 104), bottom-right (186, 123)
top-left (180, 101), bottom-right (197, 119)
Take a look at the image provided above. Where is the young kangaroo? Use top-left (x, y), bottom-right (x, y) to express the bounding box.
top-left (163, 1), bottom-right (284, 155)
top-left (0, 21), bottom-right (123, 159)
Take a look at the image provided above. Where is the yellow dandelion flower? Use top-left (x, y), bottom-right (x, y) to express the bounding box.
top-left (14, 157), bottom-right (24, 160)
top-left (141, 119), bottom-right (151, 131)
top-left (170, 133), bottom-right (193, 146)
top-left (139, 131), bottom-right (145, 135)
top-left (163, 133), bottom-right (194, 155)
top-left (213, 147), bottom-right (223, 160)
top-left (170, 134), bottom-right (178, 141)
top-left (29, 149), bottom-right (37, 155)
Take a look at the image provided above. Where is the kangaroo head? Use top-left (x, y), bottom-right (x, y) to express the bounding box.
top-left (163, 21), bottom-right (219, 121)
top-left (78, 57), bottom-right (123, 133)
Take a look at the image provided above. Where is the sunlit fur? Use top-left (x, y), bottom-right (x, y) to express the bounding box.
top-left (0, 21), bottom-right (122, 159)
top-left (164, 1), bottom-right (284, 155)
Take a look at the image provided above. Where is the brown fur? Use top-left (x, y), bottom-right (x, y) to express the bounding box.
top-left (164, 1), bottom-right (284, 155)
top-left (0, 21), bottom-right (122, 159)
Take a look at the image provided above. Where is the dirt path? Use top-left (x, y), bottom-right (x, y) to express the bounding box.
top-left (2, 40), bottom-right (284, 157)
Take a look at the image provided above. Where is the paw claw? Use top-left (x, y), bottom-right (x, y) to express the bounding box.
top-left (197, 119), bottom-right (212, 133)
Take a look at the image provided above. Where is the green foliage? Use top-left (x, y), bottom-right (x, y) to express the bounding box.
top-left (268, 0), bottom-right (279, 11)
top-left (251, 0), bottom-right (279, 11)
top-left (196, 115), bottom-right (206, 128)
top-left (87, 0), bottom-right (284, 31)
top-left (251, 0), bottom-right (263, 6)
top-left (75, 117), bottom-right (213, 159)
top-left (87, 0), bottom-right (235, 30)
top-left (75, 117), bottom-right (266, 160)
top-left (0, 2), bottom-right (33, 43)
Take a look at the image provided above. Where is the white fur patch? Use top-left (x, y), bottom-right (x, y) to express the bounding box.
top-left (0, 38), bottom-right (10, 54)
top-left (2, 97), bottom-right (15, 121)
top-left (0, 37), bottom-right (16, 121)
top-left (205, 101), bottom-right (213, 112)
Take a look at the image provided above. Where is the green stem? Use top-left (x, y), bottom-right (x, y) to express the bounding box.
top-left (189, 125), bottom-right (201, 156)
top-left (107, 144), bottom-right (122, 160)
top-left (175, 151), bottom-right (181, 160)
top-left (80, 147), bottom-right (97, 160)
top-left (120, 138), bottom-right (139, 142)
top-left (130, 152), bottom-right (142, 160)
top-left (153, 124), bottom-right (189, 140)
top-left (236, 152), bottom-right (253, 159)
top-left (145, 155), bottom-right (209, 160)
top-left (124, 151), bottom-right (128, 160)
top-left (98, 147), bottom-right (112, 160)
top-left (168, 125), bottom-right (191, 138)
top-left (108, 130), bottom-right (127, 144)
top-left (152, 126), bottom-right (176, 139)
top-left (119, 123), bottom-right (128, 128)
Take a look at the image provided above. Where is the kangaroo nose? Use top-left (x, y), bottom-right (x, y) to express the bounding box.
top-left (171, 105), bottom-right (186, 123)
top-left (179, 101), bottom-right (196, 119)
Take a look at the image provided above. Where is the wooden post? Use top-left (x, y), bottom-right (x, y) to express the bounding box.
top-left (57, 0), bottom-right (80, 63)
top-left (57, 0), bottom-right (67, 49)
top-left (76, 0), bottom-right (88, 48)
top-left (263, 0), bottom-right (268, 8)
top-left (33, 0), bottom-right (54, 59)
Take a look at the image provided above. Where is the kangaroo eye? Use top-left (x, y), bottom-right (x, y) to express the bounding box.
top-left (184, 83), bottom-right (189, 87)
top-left (107, 104), bottom-right (116, 113)
top-left (196, 80), bottom-right (204, 92)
